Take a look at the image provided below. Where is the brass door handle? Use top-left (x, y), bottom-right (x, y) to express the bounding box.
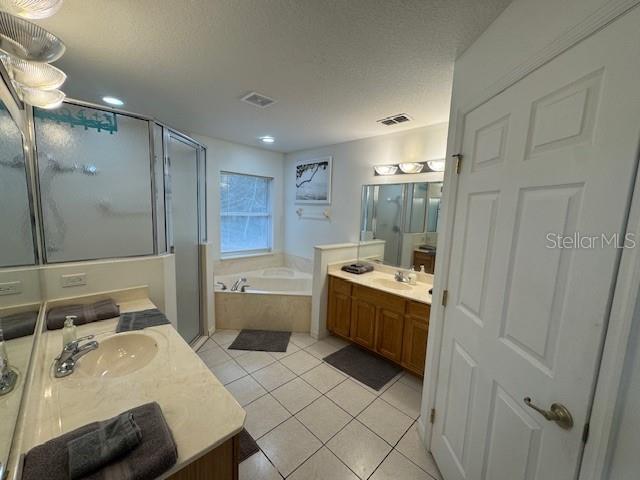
top-left (523, 397), bottom-right (574, 430)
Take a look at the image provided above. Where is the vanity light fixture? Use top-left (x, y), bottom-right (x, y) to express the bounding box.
top-left (374, 159), bottom-right (446, 176)
top-left (374, 165), bottom-right (398, 176)
top-left (0, 0), bottom-right (63, 19)
top-left (427, 159), bottom-right (445, 172)
top-left (102, 96), bottom-right (124, 107)
top-left (398, 162), bottom-right (424, 174)
top-left (19, 85), bottom-right (64, 108)
top-left (259, 135), bottom-right (275, 144)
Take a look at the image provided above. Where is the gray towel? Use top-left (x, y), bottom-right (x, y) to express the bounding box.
top-left (23, 402), bottom-right (178, 480)
top-left (47, 299), bottom-right (120, 330)
top-left (0, 310), bottom-right (38, 340)
top-left (68, 412), bottom-right (142, 479)
top-left (116, 308), bottom-right (170, 333)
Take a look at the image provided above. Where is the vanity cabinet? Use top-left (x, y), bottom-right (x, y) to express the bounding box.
top-left (327, 275), bottom-right (429, 376)
top-left (327, 276), bottom-right (353, 338)
top-left (350, 297), bottom-right (377, 349)
top-left (402, 302), bottom-right (430, 375)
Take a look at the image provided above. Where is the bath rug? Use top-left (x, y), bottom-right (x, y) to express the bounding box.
top-left (238, 428), bottom-right (260, 463)
top-left (323, 344), bottom-right (402, 391)
top-left (229, 329), bottom-right (291, 352)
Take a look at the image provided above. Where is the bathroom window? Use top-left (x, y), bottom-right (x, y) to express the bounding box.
top-left (220, 172), bottom-right (272, 255)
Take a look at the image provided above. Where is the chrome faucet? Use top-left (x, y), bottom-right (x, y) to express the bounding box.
top-left (230, 277), bottom-right (247, 292)
top-left (394, 270), bottom-right (411, 283)
top-left (54, 335), bottom-right (99, 378)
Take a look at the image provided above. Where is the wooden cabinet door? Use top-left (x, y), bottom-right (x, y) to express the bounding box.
top-left (402, 317), bottom-right (429, 375)
top-left (330, 291), bottom-right (352, 338)
top-left (350, 298), bottom-right (376, 349)
top-left (376, 308), bottom-right (404, 363)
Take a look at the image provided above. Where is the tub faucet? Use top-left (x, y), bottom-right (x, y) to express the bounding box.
top-left (240, 284), bottom-right (251, 293)
top-left (54, 335), bottom-right (99, 378)
top-left (215, 281), bottom-right (227, 291)
top-left (231, 277), bottom-right (247, 292)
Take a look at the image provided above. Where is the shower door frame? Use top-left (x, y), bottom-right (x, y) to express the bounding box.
top-left (163, 128), bottom-right (207, 345)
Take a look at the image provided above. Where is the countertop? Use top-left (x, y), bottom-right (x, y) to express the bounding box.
top-left (22, 297), bottom-right (245, 478)
top-left (328, 267), bottom-right (432, 305)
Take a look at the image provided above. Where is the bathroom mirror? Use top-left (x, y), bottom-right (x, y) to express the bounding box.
top-left (0, 89), bottom-right (41, 478)
top-left (358, 181), bottom-right (442, 270)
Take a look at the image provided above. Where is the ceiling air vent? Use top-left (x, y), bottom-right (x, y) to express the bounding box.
top-left (377, 113), bottom-right (412, 126)
top-left (241, 91), bottom-right (277, 108)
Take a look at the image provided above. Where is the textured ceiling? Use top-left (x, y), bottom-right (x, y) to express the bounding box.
top-left (38, 0), bottom-right (512, 152)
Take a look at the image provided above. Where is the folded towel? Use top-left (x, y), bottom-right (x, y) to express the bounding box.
top-left (341, 263), bottom-right (374, 275)
top-left (116, 308), bottom-right (170, 333)
top-left (0, 310), bottom-right (38, 340)
top-left (68, 412), bottom-right (142, 479)
top-left (23, 402), bottom-right (178, 480)
top-left (47, 299), bottom-right (120, 331)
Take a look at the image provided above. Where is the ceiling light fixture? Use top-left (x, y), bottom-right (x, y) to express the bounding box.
top-left (398, 162), bottom-right (424, 174)
top-left (0, 0), bottom-right (64, 19)
top-left (259, 135), bottom-right (275, 144)
top-left (102, 96), bottom-right (124, 107)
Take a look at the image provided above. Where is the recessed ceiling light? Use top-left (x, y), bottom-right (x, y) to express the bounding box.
top-left (102, 96), bottom-right (124, 106)
top-left (259, 136), bottom-right (275, 144)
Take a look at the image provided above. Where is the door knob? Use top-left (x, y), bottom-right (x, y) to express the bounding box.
top-left (523, 397), bottom-right (574, 430)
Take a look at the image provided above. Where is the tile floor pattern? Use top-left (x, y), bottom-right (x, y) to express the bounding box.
top-left (198, 330), bottom-right (443, 480)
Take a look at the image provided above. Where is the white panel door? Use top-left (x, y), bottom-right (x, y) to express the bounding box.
top-left (432, 8), bottom-right (640, 480)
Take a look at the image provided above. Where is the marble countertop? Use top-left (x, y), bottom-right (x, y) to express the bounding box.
top-left (328, 267), bottom-right (432, 305)
top-left (22, 298), bottom-right (245, 478)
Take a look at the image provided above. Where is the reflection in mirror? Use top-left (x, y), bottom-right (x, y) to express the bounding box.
top-left (359, 181), bottom-right (443, 270)
top-left (0, 94), bottom-right (41, 477)
top-left (0, 303), bottom-right (40, 477)
top-left (0, 102), bottom-right (36, 267)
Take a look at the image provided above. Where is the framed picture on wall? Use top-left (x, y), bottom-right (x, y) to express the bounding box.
top-left (295, 156), bottom-right (332, 204)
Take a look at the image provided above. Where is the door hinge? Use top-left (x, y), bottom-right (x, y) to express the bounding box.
top-left (582, 422), bottom-right (590, 444)
top-left (453, 153), bottom-right (463, 174)
top-left (441, 289), bottom-right (449, 307)
top-left (430, 408), bottom-right (436, 424)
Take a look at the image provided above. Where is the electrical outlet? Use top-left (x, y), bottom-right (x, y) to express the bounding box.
top-left (0, 281), bottom-right (22, 296)
top-left (61, 273), bottom-right (87, 288)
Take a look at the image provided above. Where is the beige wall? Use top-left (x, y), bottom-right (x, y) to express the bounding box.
top-left (284, 124), bottom-right (448, 261)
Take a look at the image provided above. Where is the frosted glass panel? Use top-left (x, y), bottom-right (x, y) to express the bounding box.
top-left (0, 102), bottom-right (35, 267)
top-left (35, 104), bottom-right (153, 262)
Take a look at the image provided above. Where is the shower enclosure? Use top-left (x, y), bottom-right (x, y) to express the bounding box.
top-left (13, 99), bottom-right (207, 344)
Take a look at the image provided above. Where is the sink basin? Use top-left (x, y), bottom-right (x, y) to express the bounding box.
top-left (78, 333), bottom-right (158, 378)
top-left (372, 278), bottom-right (413, 291)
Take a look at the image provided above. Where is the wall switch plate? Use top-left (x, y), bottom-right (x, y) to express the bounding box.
top-left (61, 273), bottom-right (87, 288)
top-left (0, 281), bottom-right (22, 296)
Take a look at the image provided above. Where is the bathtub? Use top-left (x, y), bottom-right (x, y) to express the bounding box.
top-left (214, 267), bottom-right (312, 332)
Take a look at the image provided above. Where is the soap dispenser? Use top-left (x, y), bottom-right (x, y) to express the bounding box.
top-left (0, 328), bottom-right (18, 396)
top-left (62, 315), bottom-right (78, 348)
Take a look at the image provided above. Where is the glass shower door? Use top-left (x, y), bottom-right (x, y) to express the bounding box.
top-left (167, 133), bottom-right (203, 343)
top-left (374, 184), bottom-right (405, 265)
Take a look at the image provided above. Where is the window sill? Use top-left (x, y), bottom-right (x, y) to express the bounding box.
top-left (219, 250), bottom-right (277, 261)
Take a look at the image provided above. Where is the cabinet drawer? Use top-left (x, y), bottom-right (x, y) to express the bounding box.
top-left (406, 301), bottom-right (430, 322)
top-left (353, 285), bottom-right (405, 314)
top-left (330, 276), bottom-right (353, 296)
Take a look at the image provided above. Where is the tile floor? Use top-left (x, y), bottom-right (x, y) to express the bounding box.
top-left (198, 330), bottom-right (442, 480)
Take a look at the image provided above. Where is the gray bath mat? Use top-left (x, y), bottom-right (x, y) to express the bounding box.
top-left (229, 329), bottom-right (291, 352)
top-left (323, 344), bottom-right (402, 391)
top-left (238, 429), bottom-right (260, 462)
